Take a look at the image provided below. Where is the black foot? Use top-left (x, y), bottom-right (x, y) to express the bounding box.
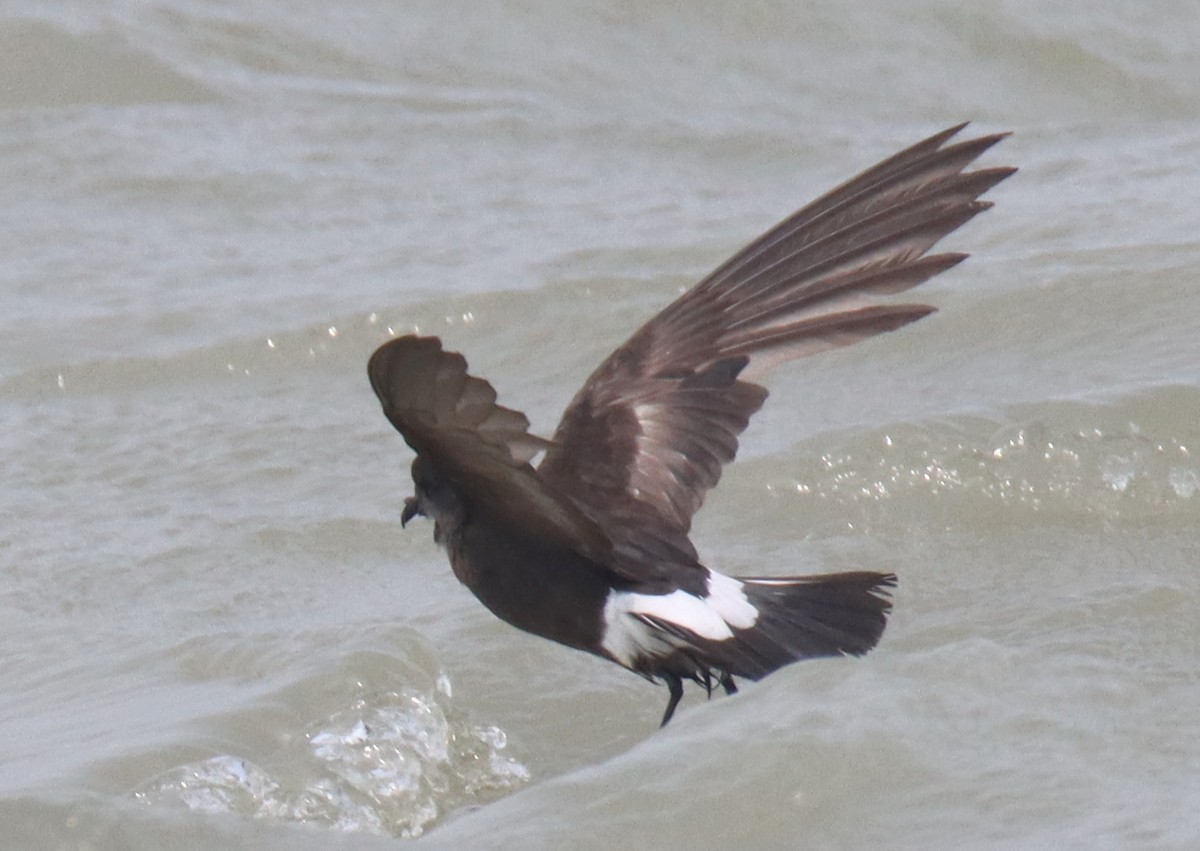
top-left (720, 673), bottom-right (738, 696)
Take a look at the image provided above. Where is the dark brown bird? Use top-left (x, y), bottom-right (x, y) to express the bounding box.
top-left (368, 124), bottom-right (1014, 726)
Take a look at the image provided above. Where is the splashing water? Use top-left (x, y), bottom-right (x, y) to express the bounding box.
top-left (133, 685), bottom-right (530, 838)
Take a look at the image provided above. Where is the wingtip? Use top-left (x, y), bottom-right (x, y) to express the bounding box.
top-left (939, 121), bottom-right (1013, 141)
top-left (927, 121), bottom-right (1013, 152)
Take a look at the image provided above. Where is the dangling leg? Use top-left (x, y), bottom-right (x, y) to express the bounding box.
top-left (719, 672), bottom-right (738, 696)
top-left (660, 673), bottom-right (684, 727)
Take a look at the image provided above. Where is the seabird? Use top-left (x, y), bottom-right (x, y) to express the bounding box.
top-left (367, 124), bottom-right (1014, 726)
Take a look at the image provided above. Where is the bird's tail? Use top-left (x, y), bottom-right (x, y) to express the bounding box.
top-left (699, 571), bottom-right (896, 680)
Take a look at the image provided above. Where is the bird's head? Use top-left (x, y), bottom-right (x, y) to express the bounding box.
top-left (402, 454), bottom-right (466, 544)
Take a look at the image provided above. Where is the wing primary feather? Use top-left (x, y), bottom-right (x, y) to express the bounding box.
top-left (532, 125), bottom-right (1014, 584)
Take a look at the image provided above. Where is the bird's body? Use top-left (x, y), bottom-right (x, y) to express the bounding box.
top-left (441, 488), bottom-right (612, 656)
top-left (368, 125), bottom-right (1013, 725)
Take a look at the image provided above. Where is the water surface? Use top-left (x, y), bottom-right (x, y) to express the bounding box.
top-left (2, 1), bottom-right (1199, 848)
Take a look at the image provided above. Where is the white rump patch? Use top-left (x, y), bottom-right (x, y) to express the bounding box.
top-left (600, 570), bottom-right (760, 667)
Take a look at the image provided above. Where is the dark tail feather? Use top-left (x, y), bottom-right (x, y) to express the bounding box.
top-left (700, 571), bottom-right (896, 680)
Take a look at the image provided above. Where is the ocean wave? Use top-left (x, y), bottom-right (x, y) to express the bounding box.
top-left (0, 18), bottom-right (214, 109)
top-left (711, 386), bottom-right (1200, 539)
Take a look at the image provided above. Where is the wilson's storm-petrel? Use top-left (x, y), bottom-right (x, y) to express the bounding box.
top-left (368, 124), bottom-right (1013, 726)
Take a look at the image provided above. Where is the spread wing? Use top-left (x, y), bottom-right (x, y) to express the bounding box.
top-left (538, 124), bottom-right (1015, 567)
top-left (368, 335), bottom-right (609, 560)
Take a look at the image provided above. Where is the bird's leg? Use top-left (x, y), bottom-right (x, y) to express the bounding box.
top-left (719, 672), bottom-right (738, 696)
top-left (660, 673), bottom-right (684, 727)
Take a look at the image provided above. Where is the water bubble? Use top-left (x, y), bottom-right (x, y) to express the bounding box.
top-left (1168, 467), bottom-right (1198, 499)
top-left (1100, 455), bottom-right (1137, 494)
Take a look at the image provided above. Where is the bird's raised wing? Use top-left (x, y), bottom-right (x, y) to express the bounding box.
top-left (538, 124), bottom-right (1014, 562)
top-left (368, 335), bottom-right (609, 560)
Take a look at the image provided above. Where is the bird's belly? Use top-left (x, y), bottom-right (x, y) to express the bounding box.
top-left (449, 530), bottom-right (612, 655)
